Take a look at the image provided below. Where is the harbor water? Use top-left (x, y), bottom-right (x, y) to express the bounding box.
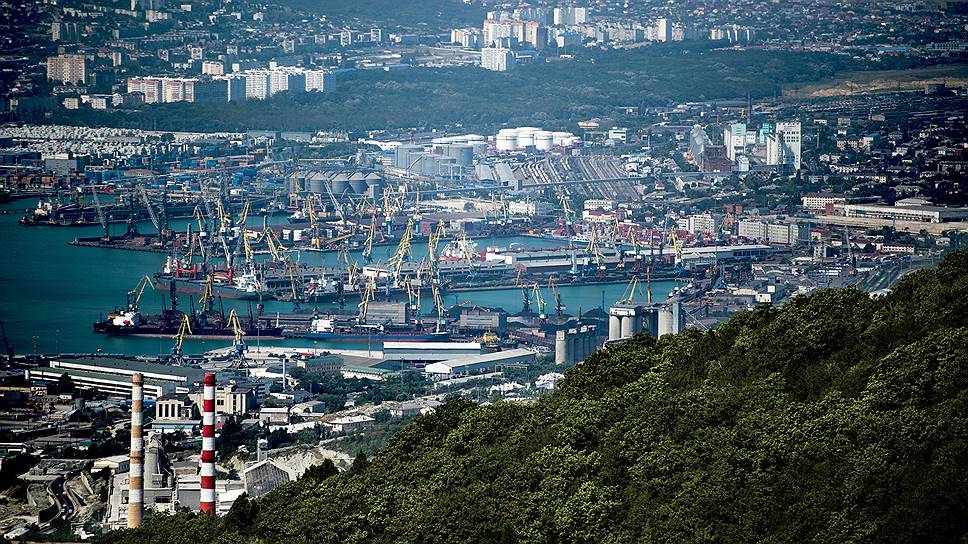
top-left (0, 199), bottom-right (673, 355)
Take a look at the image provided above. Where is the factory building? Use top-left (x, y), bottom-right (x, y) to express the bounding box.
top-left (28, 357), bottom-right (203, 400)
top-left (424, 348), bottom-right (536, 377)
top-left (383, 342), bottom-right (483, 363)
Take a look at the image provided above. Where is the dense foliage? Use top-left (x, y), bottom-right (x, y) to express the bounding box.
top-left (40, 47), bottom-right (869, 133)
top-left (98, 251), bottom-right (968, 544)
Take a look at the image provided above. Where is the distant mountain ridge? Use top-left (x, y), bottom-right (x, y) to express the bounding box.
top-left (99, 251), bottom-right (968, 544)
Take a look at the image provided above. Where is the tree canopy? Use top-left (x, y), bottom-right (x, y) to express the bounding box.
top-left (97, 250), bottom-right (968, 544)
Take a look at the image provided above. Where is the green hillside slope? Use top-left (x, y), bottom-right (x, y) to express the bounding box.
top-left (99, 251), bottom-right (968, 544)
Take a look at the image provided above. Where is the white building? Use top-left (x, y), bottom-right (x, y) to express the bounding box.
top-left (481, 47), bottom-right (515, 71)
top-left (776, 121), bottom-right (802, 171)
top-left (304, 69), bottom-right (328, 92)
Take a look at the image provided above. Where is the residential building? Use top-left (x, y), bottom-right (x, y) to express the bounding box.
top-left (481, 47), bottom-right (515, 71)
top-left (47, 54), bottom-right (86, 84)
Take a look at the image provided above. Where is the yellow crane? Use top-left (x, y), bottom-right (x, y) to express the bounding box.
top-left (669, 227), bottom-right (683, 268)
top-left (358, 276), bottom-right (376, 323)
top-left (389, 217), bottom-right (414, 281)
top-left (427, 220), bottom-right (446, 275)
top-left (620, 276), bottom-right (642, 304)
top-left (171, 313), bottom-right (192, 360)
top-left (226, 308), bottom-right (246, 360)
top-left (264, 227), bottom-right (287, 262)
top-left (127, 275), bottom-right (155, 310)
top-left (199, 275), bottom-right (215, 312)
top-left (548, 276), bottom-right (564, 316)
top-left (362, 211), bottom-right (376, 264)
top-left (236, 200), bottom-right (250, 226)
top-left (587, 228), bottom-right (605, 271)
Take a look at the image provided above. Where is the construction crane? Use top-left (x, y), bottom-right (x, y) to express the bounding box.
top-left (90, 186), bottom-right (109, 239)
top-left (171, 313), bottom-right (192, 362)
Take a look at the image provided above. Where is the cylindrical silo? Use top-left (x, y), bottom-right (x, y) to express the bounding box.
top-left (555, 330), bottom-right (568, 365)
top-left (621, 316), bottom-right (634, 339)
top-left (331, 174), bottom-right (350, 195)
top-left (608, 314), bottom-right (621, 341)
top-left (349, 172), bottom-right (367, 194)
top-left (566, 331), bottom-right (577, 364)
top-left (308, 177), bottom-right (323, 193)
top-left (658, 308), bottom-right (674, 336)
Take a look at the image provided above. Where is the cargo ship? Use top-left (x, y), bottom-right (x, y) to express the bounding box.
top-left (19, 199), bottom-right (198, 227)
top-left (304, 316), bottom-right (449, 342)
top-left (94, 308), bottom-right (284, 339)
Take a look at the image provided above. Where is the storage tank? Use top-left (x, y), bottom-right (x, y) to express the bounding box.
top-left (447, 145), bottom-right (474, 166)
top-left (535, 131), bottom-right (554, 151)
top-left (496, 133), bottom-right (516, 151)
top-left (552, 132), bottom-right (572, 146)
top-left (516, 127), bottom-right (538, 149)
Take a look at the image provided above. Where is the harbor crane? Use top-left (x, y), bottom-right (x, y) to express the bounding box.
top-left (90, 186), bottom-right (109, 239)
top-left (517, 270), bottom-right (532, 314)
top-left (431, 280), bottom-right (445, 333)
top-left (548, 276), bottom-right (565, 317)
top-left (227, 309), bottom-right (246, 363)
top-left (138, 185), bottom-right (162, 233)
top-left (389, 217), bottom-right (415, 283)
top-left (127, 275), bottom-right (155, 311)
top-left (358, 277), bottom-right (376, 324)
top-left (171, 313), bottom-right (192, 362)
top-left (533, 282), bottom-right (547, 320)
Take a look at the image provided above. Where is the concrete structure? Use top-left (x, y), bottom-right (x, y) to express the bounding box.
top-left (843, 203), bottom-right (968, 223)
top-left (128, 373), bottom-right (144, 528)
top-left (200, 374), bottom-right (216, 516)
top-left (327, 414), bottom-right (375, 433)
top-left (555, 326), bottom-right (597, 364)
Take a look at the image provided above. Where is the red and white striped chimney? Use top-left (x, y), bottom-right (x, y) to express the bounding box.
top-left (128, 373), bottom-right (144, 528)
top-left (200, 373), bottom-right (216, 515)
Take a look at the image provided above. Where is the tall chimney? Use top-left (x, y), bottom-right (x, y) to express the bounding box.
top-left (127, 373), bottom-right (144, 528)
top-left (200, 373), bottom-right (216, 516)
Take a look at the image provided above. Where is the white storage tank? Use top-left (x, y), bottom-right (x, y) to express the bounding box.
top-left (496, 133), bottom-right (516, 151)
top-left (516, 128), bottom-right (537, 149)
top-left (552, 132), bottom-right (572, 146)
top-left (535, 131), bottom-right (554, 151)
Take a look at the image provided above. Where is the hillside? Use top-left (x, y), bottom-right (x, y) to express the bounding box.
top-left (98, 251), bottom-right (968, 544)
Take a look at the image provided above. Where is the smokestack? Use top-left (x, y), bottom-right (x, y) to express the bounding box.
top-left (127, 373), bottom-right (144, 528)
top-left (200, 373), bottom-right (216, 516)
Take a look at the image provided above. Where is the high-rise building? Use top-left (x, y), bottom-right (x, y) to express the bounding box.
top-left (481, 47), bottom-right (515, 71)
top-left (304, 70), bottom-right (328, 92)
top-left (51, 20), bottom-right (80, 42)
top-left (201, 60), bottom-right (224, 76)
top-left (127, 77), bottom-right (162, 103)
top-left (47, 54), bottom-right (86, 84)
top-left (225, 75), bottom-right (247, 102)
top-left (268, 70), bottom-right (306, 95)
top-left (452, 28), bottom-right (484, 48)
top-left (553, 7), bottom-right (587, 26)
top-left (723, 122), bottom-right (747, 161)
top-left (370, 28), bottom-right (382, 43)
top-left (776, 121), bottom-right (802, 171)
top-left (244, 71), bottom-right (270, 99)
top-left (655, 18), bottom-right (670, 42)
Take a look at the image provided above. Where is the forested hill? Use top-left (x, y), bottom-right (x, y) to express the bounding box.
top-left (100, 251), bottom-right (968, 544)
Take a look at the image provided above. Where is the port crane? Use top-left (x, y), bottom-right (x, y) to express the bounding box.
top-left (548, 276), bottom-right (565, 317)
top-left (138, 185), bottom-right (162, 233)
top-left (362, 212), bottom-right (377, 264)
top-left (517, 270), bottom-right (532, 314)
top-left (389, 218), bottom-right (415, 283)
top-left (171, 313), bottom-right (192, 362)
top-left (90, 186), bottom-right (109, 239)
top-left (227, 309), bottom-right (246, 363)
top-left (0, 320), bottom-right (14, 362)
top-left (431, 280), bottom-right (445, 333)
top-left (358, 277), bottom-right (376, 324)
top-left (127, 275), bottom-right (155, 311)
top-left (533, 282), bottom-right (547, 320)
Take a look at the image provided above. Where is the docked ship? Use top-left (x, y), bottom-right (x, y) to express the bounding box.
top-left (94, 308), bottom-right (284, 338)
top-left (19, 199), bottom-right (198, 227)
top-left (154, 256), bottom-right (264, 301)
